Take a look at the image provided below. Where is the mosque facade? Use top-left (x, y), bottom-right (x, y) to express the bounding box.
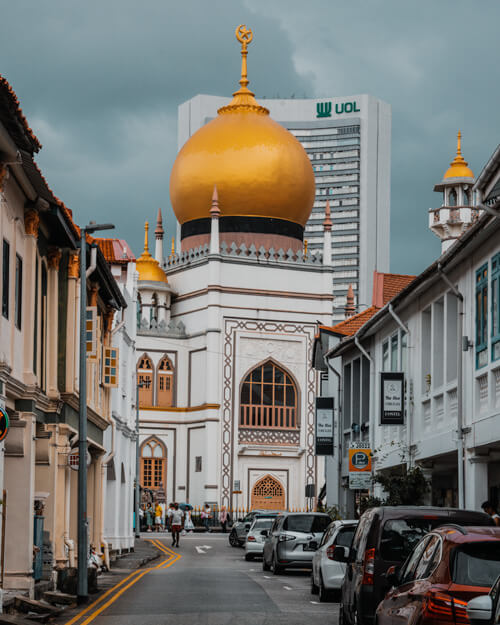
top-left (135, 26), bottom-right (334, 511)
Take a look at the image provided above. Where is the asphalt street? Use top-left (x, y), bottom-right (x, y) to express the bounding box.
top-left (63, 533), bottom-right (339, 625)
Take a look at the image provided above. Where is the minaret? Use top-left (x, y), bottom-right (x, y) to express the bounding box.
top-left (429, 131), bottom-right (478, 254)
top-left (322, 200), bottom-right (332, 266)
top-left (345, 284), bottom-right (355, 318)
top-left (155, 208), bottom-right (164, 264)
top-left (209, 185), bottom-right (220, 254)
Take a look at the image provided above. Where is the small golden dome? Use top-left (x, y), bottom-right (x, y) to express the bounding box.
top-left (169, 25), bottom-right (315, 228)
top-left (136, 222), bottom-right (168, 283)
top-left (443, 131), bottom-right (474, 179)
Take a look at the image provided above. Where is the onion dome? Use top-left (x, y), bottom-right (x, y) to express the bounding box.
top-left (169, 25), bottom-right (315, 247)
top-left (136, 222), bottom-right (168, 283)
top-left (443, 131), bottom-right (474, 180)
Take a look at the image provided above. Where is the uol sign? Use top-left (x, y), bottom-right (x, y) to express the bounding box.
top-left (316, 101), bottom-right (360, 118)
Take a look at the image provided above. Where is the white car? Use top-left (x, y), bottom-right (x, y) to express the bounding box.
top-left (311, 519), bottom-right (357, 602)
top-left (244, 516), bottom-right (275, 561)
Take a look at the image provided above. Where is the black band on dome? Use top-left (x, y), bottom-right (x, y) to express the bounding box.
top-left (181, 216), bottom-right (304, 241)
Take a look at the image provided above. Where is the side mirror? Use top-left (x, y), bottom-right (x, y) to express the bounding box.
top-left (467, 595), bottom-right (493, 625)
top-left (385, 565), bottom-right (400, 587)
top-left (331, 545), bottom-right (350, 562)
top-left (261, 530), bottom-right (269, 537)
top-left (309, 540), bottom-right (319, 551)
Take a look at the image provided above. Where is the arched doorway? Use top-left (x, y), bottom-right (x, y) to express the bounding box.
top-left (251, 475), bottom-right (285, 510)
top-left (157, 355), bottom-right (174, 407)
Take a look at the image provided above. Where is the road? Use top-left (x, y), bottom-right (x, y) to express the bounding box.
top-left (63, 533), bottom-right (339, 625)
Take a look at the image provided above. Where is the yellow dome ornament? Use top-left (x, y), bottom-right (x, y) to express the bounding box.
top-left (443, 131), bottom-right (474, 180)
top-left (169, 25), bottom-right (315, 250)
top-left (135, 222), bottom-right (168, 283)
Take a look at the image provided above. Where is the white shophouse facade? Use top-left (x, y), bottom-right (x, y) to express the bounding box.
top-left (324, 144), bottom-right (500, 517)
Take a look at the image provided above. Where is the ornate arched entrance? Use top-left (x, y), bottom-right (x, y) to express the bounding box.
top-left (251, 475), bottom-right (285, 510)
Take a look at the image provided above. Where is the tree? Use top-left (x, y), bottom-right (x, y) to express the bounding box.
top-left (359, 467), bottom-right (430, 514)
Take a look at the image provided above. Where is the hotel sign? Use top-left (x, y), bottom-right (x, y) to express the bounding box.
top-left (316, 101), bottom-right (361, 118)
top-left (315, 397), bottom-right (334, 455)
top-left (380, 372), bottom-right (405, 425)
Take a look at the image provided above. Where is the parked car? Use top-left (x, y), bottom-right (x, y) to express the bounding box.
top-left (229, 510), bottom-right (281, 547)
top-left (337, 506), bottom-right (494, 625)
top-left (244, 516), bottom-right (276, 560)
top-left (466, 574), bottom-right (500, 625)
top-left (262, 512), bottom-right (331, 574)
top-left (376, 526), bottom-right (500, 625)
top-left (311, 520), bottom-right (357, 602)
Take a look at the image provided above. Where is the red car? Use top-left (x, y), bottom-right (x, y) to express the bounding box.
top-left (376, 525), bottom-right (500, 625)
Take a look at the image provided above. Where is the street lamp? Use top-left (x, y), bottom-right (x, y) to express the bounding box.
top-left (135, 382), bottom-right (144, 538)
top-left (78, 221), bottom-right (114, 605)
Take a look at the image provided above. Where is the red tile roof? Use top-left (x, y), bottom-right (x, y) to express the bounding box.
top-left (323, 271), bottom-right (416, 337)
top-left (0, 75), bottom-right (41, 152)
top-left (95, 238), bottom-right (136, 264)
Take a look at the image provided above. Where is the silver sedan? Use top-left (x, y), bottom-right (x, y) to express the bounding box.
top-left (311, 519), bottom-right (357, 602)
top-left (244, 517), bottom-right (275, 560)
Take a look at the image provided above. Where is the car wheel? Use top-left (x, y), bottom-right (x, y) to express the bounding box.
top-left (262, 556), bottom-right (270, 571)
top-left (319, 575), bottom-right (333, 603)
top-left (272, 554), bottom-right (283, 575)
top-left (310, 573), bottom-right (319, 595)
top-left (245, 553), bottom-right (254, 561)
top-left (229, 530), bottom-right (239, 547)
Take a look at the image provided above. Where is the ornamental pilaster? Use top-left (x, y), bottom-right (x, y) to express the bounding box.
top-left (67, 252), bottom-right (79, 279)
top-left (47, 247), bottom-right (62, 271)
top-left (24, 209), bottom-right (40, 238)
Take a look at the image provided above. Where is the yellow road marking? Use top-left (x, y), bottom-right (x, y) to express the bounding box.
top-left (65, 539), bottom-right (181, 625)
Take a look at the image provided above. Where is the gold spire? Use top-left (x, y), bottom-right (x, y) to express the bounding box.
top-left (136, 221), bottom-right (168, 283)
top-left (171, 236), bottom-right (175, 257)
top-left (210, 184), bottom-right (220, 217)
top-left (443, 131), bottom-right (474, 179)
top-left (323, 200), bottom-right (332, 232)
top-left (217, 25), bottom-right (269, 115)
top-left (304, 239), bottom-right (308, 257)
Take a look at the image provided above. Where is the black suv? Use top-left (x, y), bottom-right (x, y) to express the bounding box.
top-left (336, 506), bottom-right (493, 625)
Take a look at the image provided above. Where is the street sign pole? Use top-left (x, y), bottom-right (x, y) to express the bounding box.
top-left (77, 226), bottom-right (88, 604)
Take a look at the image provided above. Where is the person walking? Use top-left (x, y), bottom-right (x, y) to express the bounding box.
top-left (166, 502), bottom-right (175, 532)
top-left (154, 502), bottom-right (163, 532)
top-left (145, 503), bottom-right (154, 532)
top-left (220, 505), bottom-right (228, 533)
top-left (170, 503), bottom-right (184, 547)
top-left (184, 508), bottom-right (195, 533)
top-left (481, 501), bottom-right (500, 526)
top-left (201, 504), bottom-right (212, 532)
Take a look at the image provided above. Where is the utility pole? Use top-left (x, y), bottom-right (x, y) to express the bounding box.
top-left (135, 382), bottom-right (143, 538)
top-left (77, 222), bottom-right (114, 605)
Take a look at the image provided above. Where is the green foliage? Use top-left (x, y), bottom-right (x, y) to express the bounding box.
top-left (359, 467), bottom-right (430, 514)
top-left (326, 504), bottom-right (342, 521)
top-left (359, 496), bottom-right (383, 515)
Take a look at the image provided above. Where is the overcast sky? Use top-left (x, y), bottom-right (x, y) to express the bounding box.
top-left (0, 1), bottom-right (498, 274)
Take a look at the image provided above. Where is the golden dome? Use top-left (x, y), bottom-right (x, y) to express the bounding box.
top-left (169, 25), bottom-right (315, 228)
top-left (443, 131), bottom-right (474, 179)
top-left (136, 222), bottom-right (168, 283)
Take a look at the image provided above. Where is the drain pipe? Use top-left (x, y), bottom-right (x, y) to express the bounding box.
top-left (324, 354), bottom-right (343, 509)
top-left (388, 304), bottom-right (412, 469)
top-left (437, 263), bottom-right (465, 509)
top-left (354, 336), bottom-right (375, 468)
top-left (64, 461), bottom-right (75, 567)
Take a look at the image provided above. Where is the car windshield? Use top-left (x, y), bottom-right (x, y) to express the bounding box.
top-left (252, 518), bottom-right (274, 530)
top-left (452, 543), bottom-right (500, 587)
top-left (283, 515), bottom-right (330, 533)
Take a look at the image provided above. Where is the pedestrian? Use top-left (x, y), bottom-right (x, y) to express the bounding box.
top-left (481, 500), bottom-right (500, 526)
top-left (166, 502), bottom-right (175, 532)
top-left (201, 503), bottom-right (212, 532)
top-left (139, 505), bottom-right (145, 532)
top-left (220, 505), bottom-right (228, 533)
top-left (184, 508), bottom-right (195, 533)
top-left (155, 502), bottom-right (163, 532)
top-left (145, 503), bottom-right (154, 532)
top-left (170, 502), bottom-right (184, 547)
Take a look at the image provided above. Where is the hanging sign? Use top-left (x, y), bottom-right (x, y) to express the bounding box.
top-left (348, 447), bottom-right (372, 490)
top-left (315, 397), bottom-right (334, 455)
top-left (68, 447), bottom-right (92, 471)
top-left (0, 407), bottom-right (9, 442)
top-left (380, 372), bottom-right (405, 425)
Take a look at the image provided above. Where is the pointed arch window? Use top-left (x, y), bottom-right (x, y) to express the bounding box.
top-left (240, 361), bottom-right (297, 429)
top-left (463, 189), bottom-right (470, 205)
top-left (448, 189), bottom-right (457, 207)
top-left (150, 293), bottom-right (158, 323)
top-left (157, 355), bottom-right (174, 407)
top-left (136, 294), bottom-right (142, 328)
top-left (140, 438), bottom-right (166, 490)
top-left (137, 354), bottom-right (154, 407)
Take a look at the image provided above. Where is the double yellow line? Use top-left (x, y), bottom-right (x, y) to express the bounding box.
top-left (64, 539), bottom-right (181, 625)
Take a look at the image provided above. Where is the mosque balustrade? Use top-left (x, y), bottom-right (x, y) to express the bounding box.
top-left (164, 241), bottom-right (324, 269)
top-left (238, 427), bottom-right (300, 446)
top-left (137, 317), bottom-right (186, 337)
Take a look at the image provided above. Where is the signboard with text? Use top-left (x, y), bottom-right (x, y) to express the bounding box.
top-left (380, 372), bottom-right (405, 425)
top-left (315, 397), bottom-right (334, 455)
